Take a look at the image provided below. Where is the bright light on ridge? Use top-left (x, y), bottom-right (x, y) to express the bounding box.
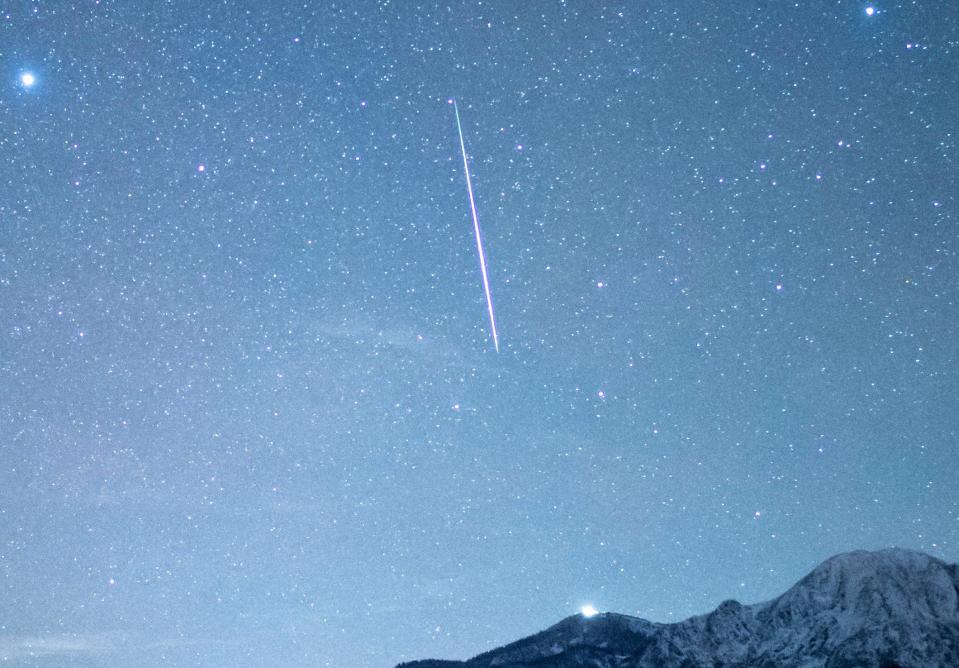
top-left (580, 604), bottom-right (599, 618)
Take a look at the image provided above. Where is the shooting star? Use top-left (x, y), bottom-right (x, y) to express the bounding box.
top-left (451, 98), bottom-right (500, 353)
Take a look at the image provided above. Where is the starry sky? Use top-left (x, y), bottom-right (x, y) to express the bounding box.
top-left (2, 1), bottom-right (958, 666)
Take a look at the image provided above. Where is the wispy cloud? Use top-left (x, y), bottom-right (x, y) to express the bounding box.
top-left (0, 633), bottom-right (225, 662)
top-left (314, 313), bottom-right (478, 363)
top-left (0, 633), bottom-right (116, 661)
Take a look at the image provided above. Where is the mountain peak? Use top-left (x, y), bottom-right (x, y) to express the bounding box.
top-left (399, 548), bottom-right (959, 668)
top-left (818, 547), bottom-right (946, 573)
top-left (770, 547), bottom-right (958, 626)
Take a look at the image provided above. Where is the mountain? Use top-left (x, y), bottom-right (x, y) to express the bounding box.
top-left (397, 548), bottom-right (959, 668)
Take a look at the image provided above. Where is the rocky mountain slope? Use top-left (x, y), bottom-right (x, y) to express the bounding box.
top-left (397, 548), bottom-right (959, 667)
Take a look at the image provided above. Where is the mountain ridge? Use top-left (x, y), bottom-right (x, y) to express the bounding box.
top-left (396, 548), bottom-right (959, 668)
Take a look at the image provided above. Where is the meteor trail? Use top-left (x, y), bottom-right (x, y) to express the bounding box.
top-left (451, 98), bottom-right (500, 353)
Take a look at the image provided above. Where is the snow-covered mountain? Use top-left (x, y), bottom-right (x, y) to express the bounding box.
top-left (397, 548), bottom-right (959, 668)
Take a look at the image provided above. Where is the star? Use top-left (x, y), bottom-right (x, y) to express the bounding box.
top-left (19, 72), bottom-right (36, 88)
top-left (865, 6), bottom-right (876, 16)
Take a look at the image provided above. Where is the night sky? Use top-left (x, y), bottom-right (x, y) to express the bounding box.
top-left (2, 1), bottom-right (958, 666)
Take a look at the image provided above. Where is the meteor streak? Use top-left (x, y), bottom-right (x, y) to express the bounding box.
top-left (451, 98), bottom-right (500, 353)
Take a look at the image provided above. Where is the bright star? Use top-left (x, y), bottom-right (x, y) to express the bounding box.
top-left (580, 604), bottom-right (599, 618)
top-left (865, 6), bottom-right (875, 16)
top-left (20, 72), bottom-right (36, 88)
